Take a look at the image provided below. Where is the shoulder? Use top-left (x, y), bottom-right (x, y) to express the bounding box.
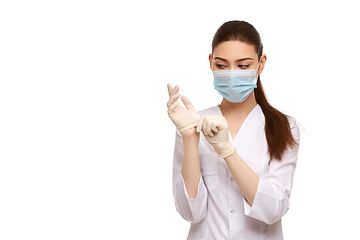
top-left (287, 116), bottom-right (298, 130)
top-left (197, 106), bottom-right (221, 117)
top-left (287, 116), bottom-right (300, 141)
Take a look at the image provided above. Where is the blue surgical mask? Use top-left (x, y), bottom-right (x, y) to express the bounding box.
top-left (212, 59), bottom-right (261, 103)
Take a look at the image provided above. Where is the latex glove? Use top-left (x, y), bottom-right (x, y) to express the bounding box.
top-left (196, 115), bottom-right (236, 159)
top-left (167, 83), bottom-right (200, 133)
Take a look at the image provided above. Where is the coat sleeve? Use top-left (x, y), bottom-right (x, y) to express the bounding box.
top-left (172, 129), bottom-right (208, 223)
top-left (243, 118), bottom-right (300, 225)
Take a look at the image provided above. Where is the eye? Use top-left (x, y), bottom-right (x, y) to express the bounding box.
top-left (216, 64), bottom-right (227, 69)
top-left (238, 64), bottom-right (250, 69)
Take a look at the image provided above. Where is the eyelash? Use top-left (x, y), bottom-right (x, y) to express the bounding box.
top-left (239, 64), bottom-right (250, 69)
top-left (216, 64), bottom-right (227, 69)
top-left (216, 64), bottom-right (250, 69)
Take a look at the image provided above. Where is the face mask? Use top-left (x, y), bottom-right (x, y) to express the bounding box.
top-left (212, 58), bottom-right (262, 103)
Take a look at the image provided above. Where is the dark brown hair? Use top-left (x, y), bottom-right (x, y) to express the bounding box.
top-left (212, 20), bottom-right (298, 160)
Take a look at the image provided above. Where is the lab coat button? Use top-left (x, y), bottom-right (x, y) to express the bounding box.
top-left (230, 177), bottom-right (234, 181)
top-left (230, 209), bottom-right (235, 213)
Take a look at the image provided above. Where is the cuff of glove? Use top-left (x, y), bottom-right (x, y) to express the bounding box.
top-left (178, 123), bottom-right (198, 133)
top-left (216, 144), bottom-right (236, 159)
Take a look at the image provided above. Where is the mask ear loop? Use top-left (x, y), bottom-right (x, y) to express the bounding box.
top-left (255, 55), bottom-right (263, 80)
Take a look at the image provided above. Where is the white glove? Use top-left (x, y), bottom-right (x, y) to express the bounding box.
top-left (196, 115), bottom-right (236, 158)
top-left (167, 84), bottom-right (200, 133)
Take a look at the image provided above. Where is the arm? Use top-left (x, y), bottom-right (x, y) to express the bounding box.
top-left (167, 83), bottom-right (202, 199)
top-left (197, 114), bottom-right (259, 204)
top-left (243, 120), bottom-right (300, 225)
top-left (167, 84), bottom-right (207, 223)
top-left (223, 153), bottom-right (259, 206)
top-left (197, 115), bottom-right (300, 225)
top-left (172, 128), bottom-right (207, 223)
top-left (181, 128), bottom-right (201, 198)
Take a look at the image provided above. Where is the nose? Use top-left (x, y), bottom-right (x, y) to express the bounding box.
top-left (229, 64), bottom-right (237, 70)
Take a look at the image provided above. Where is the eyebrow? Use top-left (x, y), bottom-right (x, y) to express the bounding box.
top-left (213, 57), bottom-right (254, 62)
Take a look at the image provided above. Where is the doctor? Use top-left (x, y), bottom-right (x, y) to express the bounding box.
top-left (167, 20), bottom-right (300, 240)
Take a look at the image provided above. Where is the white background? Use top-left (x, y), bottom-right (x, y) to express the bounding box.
top-left (1, 0), bottom-right (359, 239)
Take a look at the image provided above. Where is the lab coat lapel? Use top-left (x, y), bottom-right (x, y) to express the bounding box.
top-left (214, 104), bottom-right (264, 147)
top-left (232, 105), bottom-right (264, 148)
top-left (234, 105), bottom-right (267, 173)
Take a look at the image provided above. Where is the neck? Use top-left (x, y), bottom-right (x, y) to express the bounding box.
top-left (219, 91), bottom-right (257, 117)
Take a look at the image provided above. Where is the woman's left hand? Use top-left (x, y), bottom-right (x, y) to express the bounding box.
top-left (197, 115), bottom-right (236, 158)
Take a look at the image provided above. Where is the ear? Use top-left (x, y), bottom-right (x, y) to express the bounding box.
top-left (258, 54), bottom-right (267, 75)
top-left (209, 53), bottom-right (213, 70)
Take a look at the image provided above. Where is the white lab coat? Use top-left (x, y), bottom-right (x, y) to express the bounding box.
top-left (172, 104), bottom-right (300, 240)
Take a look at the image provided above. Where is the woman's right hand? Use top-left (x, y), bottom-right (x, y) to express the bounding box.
top-left (167, 83), bottom-right (200, 134)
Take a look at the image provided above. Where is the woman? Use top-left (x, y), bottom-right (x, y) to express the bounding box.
top-left (167, 20), bottom-right (300, 240)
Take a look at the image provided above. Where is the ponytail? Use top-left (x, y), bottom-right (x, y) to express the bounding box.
top-left (254, 77), bottom-right (298, 160)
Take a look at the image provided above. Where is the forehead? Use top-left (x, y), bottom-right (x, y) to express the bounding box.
top-left (213, 41), bottom-right (257, 59)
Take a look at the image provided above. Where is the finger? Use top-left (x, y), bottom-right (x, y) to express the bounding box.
top-left (169, 85), bottom-right (180, 98)
top-left (218, 116), bottom-right (228, 131)
top-left (210, 121), bottom-right (219, 133)
top-left (197, 116), bottom-right (205, 133)
top-left (167, 101), bottom-right (179, 116)
top-left (167, 92), bottom-right (181, 108)
top-left (205, 118), bottom-right (214, 137)
top-left (168, 101), bottom-right (179, 111)
top-left (181, 95), bottom-right (195, 111)
top-left (202, 117), bottom-right (211, 136)
top-left (167, 83), bottom-right (172, 96)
